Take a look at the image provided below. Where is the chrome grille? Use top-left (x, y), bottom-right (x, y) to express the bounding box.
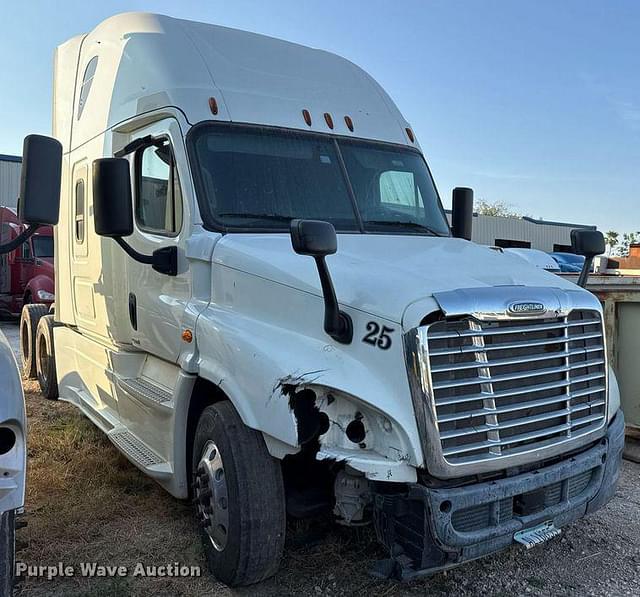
top-left (425, 309), bottom-right (607, 466)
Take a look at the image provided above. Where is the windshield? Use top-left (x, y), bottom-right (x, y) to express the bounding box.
top-left (190, 125), bottom-right (450, 235)
top-left (32, 235), bottom-right (54, 258)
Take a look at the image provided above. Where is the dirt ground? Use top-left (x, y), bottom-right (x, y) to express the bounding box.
top-left (7, 377), bottom-right (637, 597)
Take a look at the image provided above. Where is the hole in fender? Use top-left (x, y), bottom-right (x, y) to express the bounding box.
top-left (0, 428), bottom-right (16, 456)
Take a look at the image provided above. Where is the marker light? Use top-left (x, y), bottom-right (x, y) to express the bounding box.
top-left (209, 97), bottom-right (219, 116)
top-left (344, 116), bottom-right (354, 132)
top-left (324, 113), bottom-right (334, 129)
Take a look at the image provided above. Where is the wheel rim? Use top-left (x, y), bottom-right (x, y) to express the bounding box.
top-left (38, 337), bottom-right (48, 384)
top-left (21, 322), bottom-right (29, 362)
top-left (195, 441), bottom-right (229, 552)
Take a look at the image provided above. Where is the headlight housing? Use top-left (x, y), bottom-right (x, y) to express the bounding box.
top-left (36, 290), bottom-right (55, 301)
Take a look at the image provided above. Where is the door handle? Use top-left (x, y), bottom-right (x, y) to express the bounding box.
top-left (128, 292), bottom-right (138, 330)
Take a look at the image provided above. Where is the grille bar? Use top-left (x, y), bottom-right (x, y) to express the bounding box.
top-left (435, 371), bottom-right (605, 406)
top-left (430, 345), bottom-right (604, 373)
top-left (426, 309), bottom-right (607, 466)
top-left (442, 414), bottom-right (603, 457)
top-left (431, 331), bottom-right (602, 356)
top-left (429, 317), bottom-right (601, 340)
top-left (440, 403), bottom-right (604, 439)
top-left (437, 393), bottom-right (605, 423)
top-left (433, 358), bottom-right (605, 390)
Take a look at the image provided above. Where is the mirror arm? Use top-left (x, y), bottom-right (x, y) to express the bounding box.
top-left (113, 236), bottom-right (178, 276)
top-left (313, 256), bottom-right (353, 344)
top-left (114, 236), bottom-right (154, 265)
top-left (577, 256), bottom-right (594, 288)
top-left (0, 224), bottom-right (40, 256)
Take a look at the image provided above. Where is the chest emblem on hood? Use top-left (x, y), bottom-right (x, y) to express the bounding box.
top-left (508, 301), bottom-right (546, 315)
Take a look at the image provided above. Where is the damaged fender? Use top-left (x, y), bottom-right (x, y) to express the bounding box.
top-left (194, 274), bottom-right (424, 473)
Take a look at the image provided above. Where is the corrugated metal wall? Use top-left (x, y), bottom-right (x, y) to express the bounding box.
top-left (445, 212), bottom-right (595, 252)
top-left (0, 156), bottom-right (21, 208)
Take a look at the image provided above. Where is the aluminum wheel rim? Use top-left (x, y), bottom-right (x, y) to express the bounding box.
top-left (195, 441), bottom-right (229, 552)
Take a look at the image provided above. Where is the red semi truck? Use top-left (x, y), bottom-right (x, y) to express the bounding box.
top-left (0, 206), bottom-right (54, 316)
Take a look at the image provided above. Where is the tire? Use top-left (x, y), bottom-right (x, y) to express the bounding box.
top-left (0, 510), bottom-right (15, 596)
top-left (19, 303), bottom-right (48, 379)
top-left (192, 402), bottom-right (286, 586)
top-left (35, 315), bottom-right (58, 400)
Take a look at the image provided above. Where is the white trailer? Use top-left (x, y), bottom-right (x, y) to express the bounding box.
top-left (27, 12), bottom-right (624, 586)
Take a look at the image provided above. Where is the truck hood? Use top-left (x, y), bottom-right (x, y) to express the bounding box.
top-left (213, 233), bottom-right (579, 326)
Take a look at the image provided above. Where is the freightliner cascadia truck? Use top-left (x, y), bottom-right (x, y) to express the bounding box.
top-left (24, 12), bottom-right (622, 586)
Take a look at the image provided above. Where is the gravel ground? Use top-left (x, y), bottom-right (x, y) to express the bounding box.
top-left (2, 320), bottom-right (639, 596)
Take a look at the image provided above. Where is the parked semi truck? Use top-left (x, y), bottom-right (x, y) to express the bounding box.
top-left (24, 12), bottom-right (623, 586)
top-left (0, 206), bottom-right (54, 315)
top-left (1, 137), bottom-right (62, 595)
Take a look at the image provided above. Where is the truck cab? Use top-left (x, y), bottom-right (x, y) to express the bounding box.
top-left (41, 12), bottom-right (624, 586)
top-left (0, 206), bottom-right (55, 315)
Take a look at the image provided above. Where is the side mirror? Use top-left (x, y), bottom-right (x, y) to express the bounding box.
top-left (92, 157), bottom-right (177, 276)
top-left (290, 219), bottom-right (352, 344)
top-left (571, 229), bottom-right (605, 288)
top-left (291, 219), bottom-right (337, 257)
top-left (451, 187), bottom-right (473, 240)
top-left (19, 135), bottom-right (62, 226)
top-left (93, 158), bottom-right (133, 237)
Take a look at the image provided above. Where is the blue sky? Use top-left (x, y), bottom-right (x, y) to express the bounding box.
top-left (1, 0), bottom-right (638, 233)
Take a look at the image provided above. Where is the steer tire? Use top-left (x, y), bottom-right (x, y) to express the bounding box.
top-left (0, 510), bottom-right (15, 596)
top-left (19, 303), bottom-right (48, 379)
top-left (35, 315), bottom-right (58, 400)
top-left (192, 402), bottom-right (286, 586)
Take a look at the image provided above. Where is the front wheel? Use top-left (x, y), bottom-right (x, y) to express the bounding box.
top-left (192, 402), bottom-right (286, 586)
top-left (0, 510), bottom-right (15, 596)
top-left (35, 315), bottom-right (58, 400)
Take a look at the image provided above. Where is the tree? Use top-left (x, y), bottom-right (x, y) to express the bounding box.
top-left (475, 200), bottom-right (522, 218)
top-left (615, 231), bottom-right (640, 257)
top-left (604, 230), bottom-right (619, 256)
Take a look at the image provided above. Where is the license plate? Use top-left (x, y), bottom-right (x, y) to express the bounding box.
top-left (514, 521), bottom-right (561, 549)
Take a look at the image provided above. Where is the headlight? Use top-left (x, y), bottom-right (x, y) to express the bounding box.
top-left (37, 290), bottom-right (55, 301)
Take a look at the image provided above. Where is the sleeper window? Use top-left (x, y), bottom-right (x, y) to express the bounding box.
top-left (77, 57), bottom-right (98, 120)
top-left (136, 142), bottom-right (183, 235)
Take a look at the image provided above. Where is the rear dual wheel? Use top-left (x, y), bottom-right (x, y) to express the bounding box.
top-left (192, 402), bottom-right (286, 586)
top-left (35, 315), bottom-right (58, 400)
top-left (19, 303), bottom-right (48, 379)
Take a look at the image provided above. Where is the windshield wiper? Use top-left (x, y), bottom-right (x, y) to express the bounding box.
top-left (364, 220), bottom-right (442, 236)
top-left (218, 212), bottom-right (293, 222)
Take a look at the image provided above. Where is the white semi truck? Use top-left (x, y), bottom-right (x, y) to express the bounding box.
top-left (24, 12), bottom-right (623, 586)
top-left (1, 136), bottom-right (62, 594)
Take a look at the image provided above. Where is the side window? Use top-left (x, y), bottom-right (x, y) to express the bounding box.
top-left (77, 56), bottom-right (98, 120)
top-left (379, 170), bottom-right (424, 208)
top-left (136, 141), bottom-right (183, 236)
top-left (75, 179), bottom-right (85, 243)
top-left (22, 240), bottom-right (32, 260)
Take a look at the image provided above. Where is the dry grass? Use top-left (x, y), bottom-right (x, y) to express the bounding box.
top-left (14, 379), bottom-right (640, 596)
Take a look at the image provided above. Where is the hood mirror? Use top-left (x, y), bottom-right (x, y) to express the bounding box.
top-left (290, 219), bottom-right (352, 344)
top-left (571, 229), bottom-right (604, 287)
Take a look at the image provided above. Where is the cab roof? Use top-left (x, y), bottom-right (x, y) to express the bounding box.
top-left (54, 12), bottom-right (416, 152)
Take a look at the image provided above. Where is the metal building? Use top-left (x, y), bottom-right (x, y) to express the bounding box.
top-left (0, 154), bottom-right (21, 208)
top-left (445, 211), bottom-right (595, 252)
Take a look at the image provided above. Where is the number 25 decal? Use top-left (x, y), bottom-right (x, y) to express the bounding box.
top-left (363, 321), bottom-right (394, 350)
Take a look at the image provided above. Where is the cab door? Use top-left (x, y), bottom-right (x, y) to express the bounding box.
top-left (124, 118), bottom-right (191, 363)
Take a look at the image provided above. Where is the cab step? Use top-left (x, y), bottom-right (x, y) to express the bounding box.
top-left (108, 429), bottom-right (171, 476)
top-left (116, 376), bottom-right (173, 412)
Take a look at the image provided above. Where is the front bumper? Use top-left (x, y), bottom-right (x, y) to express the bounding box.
top-left (371, 409), bottom-right (625, 580)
